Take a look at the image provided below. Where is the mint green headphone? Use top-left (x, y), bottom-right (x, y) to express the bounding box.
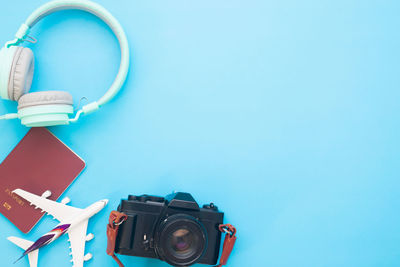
top-left (0, 0), bottom-right (129, 127)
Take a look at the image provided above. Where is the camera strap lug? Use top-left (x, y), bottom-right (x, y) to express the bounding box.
top-left (107, 211), bottom-right (128, 267)
top-left (215, 224), bottom-right (237, 267)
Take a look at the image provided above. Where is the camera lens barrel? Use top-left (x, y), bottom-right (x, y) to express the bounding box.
top-left (155, 214), bottom-right (208, 266)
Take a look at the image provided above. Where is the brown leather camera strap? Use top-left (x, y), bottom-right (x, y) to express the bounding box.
top-left (107, 211), bottom-right (128, 267)
top-left (106, 211), bottom-right (237, 267)
top-left (215, 224), bottom-right (237, 267)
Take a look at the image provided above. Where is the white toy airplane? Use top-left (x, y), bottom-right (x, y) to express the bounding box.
top-left (8, 188), bottom-right (108, 267)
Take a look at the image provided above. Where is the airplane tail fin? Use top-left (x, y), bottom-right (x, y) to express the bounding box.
top-left (8, 237), bottom-right (38, 267)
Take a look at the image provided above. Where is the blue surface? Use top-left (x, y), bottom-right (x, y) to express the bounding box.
top-left (0, 0), bottom-right (400, 266)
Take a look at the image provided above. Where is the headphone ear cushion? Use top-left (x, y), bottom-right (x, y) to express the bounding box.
top-left (8, 47), bottom-right (34, 101)
top-left (18, 91), bottom-right (73, 110)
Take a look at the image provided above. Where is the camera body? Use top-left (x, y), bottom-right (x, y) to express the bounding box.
top-left (115, 192), bottom-right (224, 266)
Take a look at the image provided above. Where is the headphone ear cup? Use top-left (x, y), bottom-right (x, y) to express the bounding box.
top-left (18, 91), bottom-right (73, 110)
top-left (17, 91), bottom-right (74, 127)
top-left (8, 47), bottom-right (34, 101)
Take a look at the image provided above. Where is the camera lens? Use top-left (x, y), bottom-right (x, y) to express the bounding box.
top-left (155, 214), bottom-right (208, 266)
top-left (171, 229), bottom-right (193, 255)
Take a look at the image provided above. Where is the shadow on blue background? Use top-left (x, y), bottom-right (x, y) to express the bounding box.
top-left (1, 0), bottom-right (400, 266)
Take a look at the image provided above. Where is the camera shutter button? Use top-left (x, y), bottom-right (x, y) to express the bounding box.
top-left (203, 203), bottom-right (218, 210)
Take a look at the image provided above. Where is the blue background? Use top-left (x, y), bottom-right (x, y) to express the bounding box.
top-left (0, 0), bottom-right (399, 266)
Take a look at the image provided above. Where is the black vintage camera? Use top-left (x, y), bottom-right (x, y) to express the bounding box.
top-left (115, 192), bottom-right (224, 266)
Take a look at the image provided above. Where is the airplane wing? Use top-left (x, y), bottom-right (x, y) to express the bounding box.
top-left (13, 189), bottom-right (81, 222)
top-left (68, 220), bottom-right (88, 267)
top-left (7, 237), bottom-right (38, 267)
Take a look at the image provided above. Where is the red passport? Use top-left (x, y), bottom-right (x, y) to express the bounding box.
top-left (0, 128), bottom-right (85, 233)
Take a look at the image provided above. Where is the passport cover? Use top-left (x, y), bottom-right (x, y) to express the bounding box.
top-left (0, 128), bottom-right (85, 233)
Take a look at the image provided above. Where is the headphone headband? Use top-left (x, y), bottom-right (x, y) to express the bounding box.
top-left (11, 0), bottom-right (130, 118)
